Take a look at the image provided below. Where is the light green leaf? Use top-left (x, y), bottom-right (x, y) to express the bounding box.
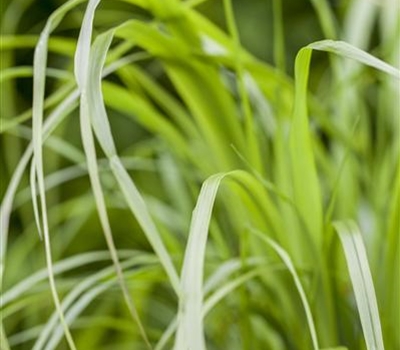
top-left (333, 220), bottom-right (385, 350)
top-left (174, 173), bottom-right (228, 350)
top-left (86, 29), bottom-right (180, 295)
top-left (309, 40), bottom-right (400, 79)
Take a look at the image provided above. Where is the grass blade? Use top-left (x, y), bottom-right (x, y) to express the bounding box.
top-left (309, 40), bottom-right (400, 79)
top-left (251, 229), bottom-right (320, 350)
top-left (289, 47), bottom-right (323, 256)
top-left (84, 27), bottom-right (180, 294)
top-left (31, 1), bottom-right (86, 349)
top-left (333, 220), bottom-right (385, 350)
top-left (174, 173), bottom-right (228, 350)
top-left (74, 1), bottom-right (152, 347)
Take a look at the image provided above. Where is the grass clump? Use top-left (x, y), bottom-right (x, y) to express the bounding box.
top-left (1, 0), bottom-right (399, 349)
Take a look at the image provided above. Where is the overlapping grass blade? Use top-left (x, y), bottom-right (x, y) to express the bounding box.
top-left (85, 28), bottom-right (180, 294)
top-left (0, 51), bottom-right (148, 289)
top-left (288, 38), bottom-right (400, 257)
top-left (33, 254), bottom-right (158, 350)
top-left (333, 220), bottom-right (385, 350)
top-left (2, 0), bottom-right (398, 348)
top-left (2, 250), bottom-right (138, 306)
top-left (74, 0), bottom-right (152, 346)
top-left (156, 257), bottom-right (263, 350)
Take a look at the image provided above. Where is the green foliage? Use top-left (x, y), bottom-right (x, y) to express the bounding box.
top-left (1, 0), bottom-right (399, 349)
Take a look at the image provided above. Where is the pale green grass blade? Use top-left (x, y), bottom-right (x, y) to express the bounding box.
top-left (333, 221), bottom-right (385, 350)
top-left (33, 255), bottom-right (157, 350)
top-left (158, 269), bottom-right (261, 350)
top-left (109, 157), bottom-right (181, 293)
top-left (8, 326), bottom-right (44, 347)
top-left (44, 267), bottom-right (158, 350)
top-left (2, 81), bottom-right (75, 133)
top-left (44, 281), bottom-right (114, 350)
top-left (155, 318), bottom-right (178, 350)
top-left (0, 88), bottom-right (78, 272)
top-left (8, 124), bottom-right (84, 165)
top-left (202, 268), bottom-right (260, 316)
top-left (15, 157), bottom-right (153, 208)
top-left (74, 1), bottom-right (151, 347)
top-left (251, 229), bottom-right (320, 350)
top-left (31, 2), bottom-right (86, 348)
top-left (2, 250), bottom-right (139, 306)
top-left (85, 29), bottom-right (180, 294)
top-left (1, 145), bottom-right (34, 285)
top-left (74, 0), bottom-right (101, 87)
top-left (204, 257), bottom-right (264, 295)
top-left (174, 173), bottom-right (229, 350)
top-left (308, 40), bottom-right (400, 79)
top-left (80, 71), bottom-right (147, 345)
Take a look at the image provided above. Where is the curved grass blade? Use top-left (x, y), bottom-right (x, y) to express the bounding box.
top-left (250, 229), bottom-right (320, 350)
top-left (308, 40), bottom-right (400, 79)
top-left (174, 172), bottom-right (231, 350)
top-left (288, 39), bottom-right (400, 259)
top-left (2, 250), bottom-right (138, 306)
top-left (85, 28), bottom-right (180, 294)
top-left (33, 254), bottom-right (157, 350)
top-left (74, 1), bottom-right (152, 347)
top-left (176, 173), bottom-right (228, 348)
top-left (333, 220), bottom-right (385, 350)
top-left (30, 1), bottom-right (86, 348)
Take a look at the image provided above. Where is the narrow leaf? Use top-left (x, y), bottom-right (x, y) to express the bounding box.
top-left (174, 173), bottom-right (228, 350)
top-left (333, 220), bottom-right (385, 350)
